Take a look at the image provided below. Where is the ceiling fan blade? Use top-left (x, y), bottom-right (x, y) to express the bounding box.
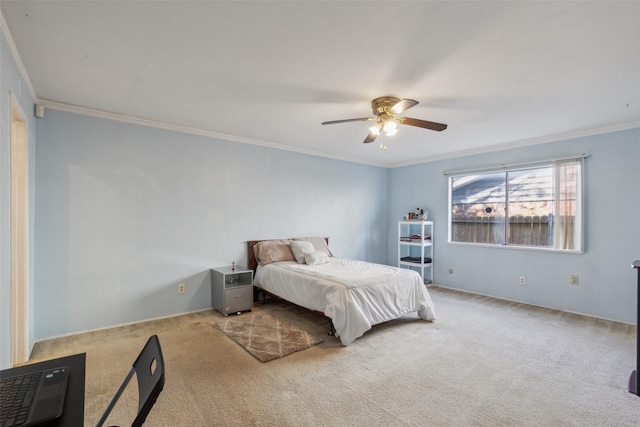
top-left (363, 131), bottom-right (378, 144)
top-left (321, 117), bottom-right (375, 125)
top-left (398, 117), bottom-right (448, 132)
top-left (389, 98), bottom-right (419, 115)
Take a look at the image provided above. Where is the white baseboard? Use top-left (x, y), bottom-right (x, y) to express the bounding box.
top-left (431, 284), bottom-right (633, 326)
top-left (33, 308), bottom-right (214, 344)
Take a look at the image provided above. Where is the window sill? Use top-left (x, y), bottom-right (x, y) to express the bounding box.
top-left (446, 241), bottom-right (583, 255)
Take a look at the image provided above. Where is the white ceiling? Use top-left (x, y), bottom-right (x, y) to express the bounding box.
top-left (2, 1), bottom-right (639, 167)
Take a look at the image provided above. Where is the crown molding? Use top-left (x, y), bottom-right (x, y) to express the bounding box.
top-left (389, 119), bottom-right (640, 168)
top-left (38, 100), bottom-right (640, 170)
top-left (38, 99), bottom-right (389, 168)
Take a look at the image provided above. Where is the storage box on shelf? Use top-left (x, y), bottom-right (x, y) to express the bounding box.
top-left (398, 220), bottom-right (433, 284)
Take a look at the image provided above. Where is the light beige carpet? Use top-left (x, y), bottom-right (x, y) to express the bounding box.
top-left (27, 286), bottom-right (640, 426)
top-left (212, 312), bottom-right (323, 362)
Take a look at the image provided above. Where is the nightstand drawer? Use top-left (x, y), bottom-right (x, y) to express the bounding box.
top-left (224, 286), bottom-right (252, 314)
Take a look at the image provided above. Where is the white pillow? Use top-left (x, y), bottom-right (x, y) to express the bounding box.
top-left (290, 240), bottom-right (315, 264)
top-left (293, 237), bottom-right (333, 256)
top-left (305, 251), bottom-right (330, 265)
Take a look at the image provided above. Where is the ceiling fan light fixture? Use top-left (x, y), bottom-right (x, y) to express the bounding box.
top-left (321, 96), bottom-right (447, 146)
top-left (383, 119), bottom-right (398, 136)
top-left (369, 121), bottom-right (382, 136)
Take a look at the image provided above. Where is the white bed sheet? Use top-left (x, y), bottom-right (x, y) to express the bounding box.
top-left (254, 257), bottom-right (436, 345)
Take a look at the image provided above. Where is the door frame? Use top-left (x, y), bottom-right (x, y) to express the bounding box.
top-left (10, 94), bottom-right (30, 365)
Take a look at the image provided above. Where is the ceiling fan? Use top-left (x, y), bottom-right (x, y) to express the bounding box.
top-left (321, 96), bottom-right (447, 146)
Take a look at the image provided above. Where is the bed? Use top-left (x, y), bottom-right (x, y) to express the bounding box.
top-left (248, 237), bottom-right (436, 346)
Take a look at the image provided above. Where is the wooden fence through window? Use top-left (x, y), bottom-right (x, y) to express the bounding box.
top-left (451, 215), bottom-right (573, 247)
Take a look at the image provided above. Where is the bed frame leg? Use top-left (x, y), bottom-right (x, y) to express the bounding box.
top-left (328, 320), bottom-right (335, 336)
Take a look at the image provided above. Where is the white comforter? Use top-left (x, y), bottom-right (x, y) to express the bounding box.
top-left (254, 258), bottom-right (436, 345)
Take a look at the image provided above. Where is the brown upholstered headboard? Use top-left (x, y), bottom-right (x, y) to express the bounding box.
top-left (247, 237), bottom-right (329, 274)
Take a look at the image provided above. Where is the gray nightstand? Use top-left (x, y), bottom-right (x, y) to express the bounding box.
top-left (211, 266), bottom-right (253, 316)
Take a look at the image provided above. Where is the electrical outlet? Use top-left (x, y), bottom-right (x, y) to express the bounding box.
top-left (178, 283), bottom-right (186, 294)
top-left (570, 275), bottom-right (579, 285)
top-left (519, 276), bottom-right (526, 286)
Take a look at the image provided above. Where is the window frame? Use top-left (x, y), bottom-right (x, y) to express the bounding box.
top-left (446, 156), bottom-right (585, 254)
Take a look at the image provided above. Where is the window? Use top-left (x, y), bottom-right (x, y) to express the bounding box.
top-left (447, 157), bottom-right (584, 252)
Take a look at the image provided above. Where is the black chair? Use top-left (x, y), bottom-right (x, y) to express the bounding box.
top-left (96, 335), bottom-right (165, 427)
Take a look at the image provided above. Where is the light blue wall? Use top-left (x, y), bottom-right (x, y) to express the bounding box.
top-left (389, 128), bottom-right (640, 323)
top-left (0, 29), bottom-right (37, 369)
top-left (34, 109), bottom-right (389, 339)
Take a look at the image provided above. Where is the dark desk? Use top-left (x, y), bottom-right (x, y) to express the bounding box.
top-left (1, 353), bottom-right (86, 426)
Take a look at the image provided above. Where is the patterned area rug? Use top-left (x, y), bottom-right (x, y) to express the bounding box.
top-left (213, 312), bottom-right (323, 362)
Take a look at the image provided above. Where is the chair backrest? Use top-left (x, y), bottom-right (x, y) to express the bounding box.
top-left (96, 335), bottom-right (165, 427)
